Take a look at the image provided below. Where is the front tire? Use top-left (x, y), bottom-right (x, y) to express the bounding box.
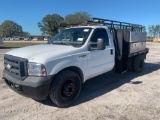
top-left (49, 70), bottom-right (81, 107)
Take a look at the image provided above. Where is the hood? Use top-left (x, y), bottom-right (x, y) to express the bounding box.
top-left (6, 44), bottom-right (83, 63)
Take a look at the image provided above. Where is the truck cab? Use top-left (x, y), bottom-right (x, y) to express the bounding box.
top-left (3, 18), bottom-right (148, 107)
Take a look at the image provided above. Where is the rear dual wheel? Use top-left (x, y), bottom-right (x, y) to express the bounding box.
top-left (133, 55), bottom-right (145, 72)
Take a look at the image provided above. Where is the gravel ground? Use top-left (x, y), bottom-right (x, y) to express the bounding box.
top-left (0, 42), bottom-right (160, 120)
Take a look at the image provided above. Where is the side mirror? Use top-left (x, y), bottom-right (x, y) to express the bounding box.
top-left (97, 38), bottom-right (106, 50)
top-left (87, 38), bottom-right (106, 51)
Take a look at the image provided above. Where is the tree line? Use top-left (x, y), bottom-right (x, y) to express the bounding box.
top-left (148, 25), bottom-right (160, 38)
top-left (0, 12), bottom-right (91, 37)
top-left (0, 20), bottom-right (30, 37)
top-left (38, 12), bottom-right (91, 37)
top-left (0, 11), bottom-right (160, 38)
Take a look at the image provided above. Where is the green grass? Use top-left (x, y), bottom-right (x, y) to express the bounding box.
top-left (0, 41), bottom-right (47, 48)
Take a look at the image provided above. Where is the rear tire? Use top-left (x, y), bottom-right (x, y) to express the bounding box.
top-left (133, 55), bottom-right (145, 72)
top-left (49, 70), bottom-right (81, 107)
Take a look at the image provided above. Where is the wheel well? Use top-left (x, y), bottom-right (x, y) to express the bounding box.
top-left (55, 66), bottom-right (84, 83)
top-left (129, 53), bottom-right (146, 63)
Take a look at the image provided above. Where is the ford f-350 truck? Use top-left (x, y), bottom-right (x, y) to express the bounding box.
top-left (3, 18), bottom-right (149, 107)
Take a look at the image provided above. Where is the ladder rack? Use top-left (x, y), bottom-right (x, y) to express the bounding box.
top-left (92, 18), bottom-right (144, 32)
top-left (59, 18), bottom-right (145, 32)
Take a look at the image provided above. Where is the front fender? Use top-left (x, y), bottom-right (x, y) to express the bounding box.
top-left (50, 59), bottom-right (82, 75)
top-left (45, 55), bottom-right (87, 80)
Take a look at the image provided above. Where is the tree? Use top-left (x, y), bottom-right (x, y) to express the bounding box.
top-left (0, 20), bottom-right (23, 37)
top-left (148, 25), bottom-right (160, 38)
top-left (0, 25), bottom-right (2, 36)
top-left (155, 25), bottom-right (160, 38)
top-left (65, 12), bottom-right (92, 24)
top-left (38, 14), bottom-right (64, 37)
top-left (148, 25), bottom-right (153, 37)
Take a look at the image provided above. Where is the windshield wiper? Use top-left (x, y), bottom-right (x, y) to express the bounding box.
top-left (52, 41), bottom-right (71, 46)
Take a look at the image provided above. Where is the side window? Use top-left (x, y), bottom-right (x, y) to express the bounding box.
top-left (91, 29), bottom-right (109, 47)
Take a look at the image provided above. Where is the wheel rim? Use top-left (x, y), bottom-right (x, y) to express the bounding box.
top-left (61, 80), bottom-right (76, 99)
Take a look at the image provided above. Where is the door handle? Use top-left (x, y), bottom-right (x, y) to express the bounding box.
top-left (110, 49), bottom-right (113, 55)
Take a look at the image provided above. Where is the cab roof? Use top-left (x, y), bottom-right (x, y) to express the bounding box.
top-left (65, 25), bottom-right (109, 29)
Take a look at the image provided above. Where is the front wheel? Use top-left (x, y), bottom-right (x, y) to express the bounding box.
top-left (49, 70), bottom-right (81, 107)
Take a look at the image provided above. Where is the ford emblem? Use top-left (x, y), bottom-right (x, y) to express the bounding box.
top-left (6, 64), bottom-right (11, 69)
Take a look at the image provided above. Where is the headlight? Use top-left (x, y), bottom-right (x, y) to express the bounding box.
top-left (28, 63), bottom-right (47, 76)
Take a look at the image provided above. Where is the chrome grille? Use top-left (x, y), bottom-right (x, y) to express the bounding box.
top-left (4, 55), bottom-right (28, 80)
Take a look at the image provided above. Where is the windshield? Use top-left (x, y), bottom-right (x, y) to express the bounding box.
top-left (48, 28), bottom-right (92, 47)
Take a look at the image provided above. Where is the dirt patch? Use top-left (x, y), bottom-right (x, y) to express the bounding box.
top-left (0, 42), bottom-right (160, 120)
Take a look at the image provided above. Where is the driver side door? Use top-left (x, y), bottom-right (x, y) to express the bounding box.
top-left (87, 28), bottom-right (114, 79)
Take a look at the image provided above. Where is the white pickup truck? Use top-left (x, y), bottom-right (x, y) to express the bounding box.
top-left (3, 18), bottom-right (149, 107)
